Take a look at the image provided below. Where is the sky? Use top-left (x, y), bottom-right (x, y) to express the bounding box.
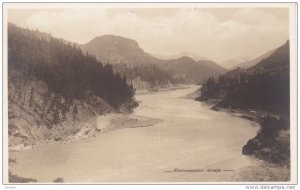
top-left (7, 6), bottom-right (290, 65)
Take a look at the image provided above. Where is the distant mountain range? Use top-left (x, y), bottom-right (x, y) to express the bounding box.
top-left (153, 52), bottom-right (208, 62)
top-left (80, 35), bottom-right (227, 84)
top-left (225, 42), bottom-right (289, 77)
top-left (249, 42), bottom-right (289, 73)
top-left (221, 57), bottom-right (250, 69)
top-left (232, 49), bottom-right (276, 69)
top-left (161, 56), bottom-right (227, 84)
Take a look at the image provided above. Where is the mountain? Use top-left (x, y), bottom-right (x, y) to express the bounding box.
top-left (153, 51), bottom-right (208, 62)
top-left (162, 56), bottom-right (227, 84)
top-left (232, 49), bottom-right (276, 69)
top-left (198, 40), bottom-right (290, 114)
top-left (198, 59), bottom-right (228, 74)
top-left (80, 35), bottom-right (227, 84)
top-left (249, 41), bottom-right (289, 72)
top-left (80, 35), bottom-right (161, 65)
top-left (221, 57), bottom-right (250, 69)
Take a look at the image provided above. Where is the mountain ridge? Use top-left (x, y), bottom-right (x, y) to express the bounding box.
top-left (153, 51), bottom-right (209, 62)
top-left (80, 34), bottom-right (227, 84)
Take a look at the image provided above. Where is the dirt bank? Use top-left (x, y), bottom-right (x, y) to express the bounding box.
top-left (9, 113), bottom-right (162, 151)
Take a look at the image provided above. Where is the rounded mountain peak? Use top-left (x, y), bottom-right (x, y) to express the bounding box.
top-left (84, 35), bottom-right (144, 55)
top-left (88, 35), bottom-right (140, 48)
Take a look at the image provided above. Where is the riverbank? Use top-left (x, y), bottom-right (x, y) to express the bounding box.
top-left (135, 84), bottom-right (188, 96)
top-left (208, 104), bottom-right (290, 164)
top-left (196, 98), bottom-right (290, 181)
top-left (9, 113), bottom-right (162, 152)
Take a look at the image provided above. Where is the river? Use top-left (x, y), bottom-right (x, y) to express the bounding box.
top-left (9, 85), bottom-right (260, 183)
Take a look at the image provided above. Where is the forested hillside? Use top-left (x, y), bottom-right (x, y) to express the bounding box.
top-left (197, 41), bottom-right (290, 164)
top-left (198, 41), bottom-right (289, 115)
top-left (7, 23), bottom-right (137, 148)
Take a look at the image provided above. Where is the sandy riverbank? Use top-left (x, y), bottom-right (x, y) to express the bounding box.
top-left (9, 113), bottom-right (162, 152)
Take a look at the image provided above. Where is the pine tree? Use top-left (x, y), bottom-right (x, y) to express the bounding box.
top-left (41, 92), bottom-right (50, 117)
top-left (17, 83), bottom-right (23, 117)
top-left (61, 104), bottom-right (67, 122)
top-left (53, 105), bottom-right (60, 125)
top-left (46, 95), bottom-right (55, 116)
top-left (28, 87), bottom-right (34, 108)
top-left (17, 85), bottom-right (22, 103)
top-left (73, 105), bottom-right (78, 121)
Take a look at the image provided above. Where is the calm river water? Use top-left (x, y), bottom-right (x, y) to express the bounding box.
top-left (9, 85), bottom-right (260, 183)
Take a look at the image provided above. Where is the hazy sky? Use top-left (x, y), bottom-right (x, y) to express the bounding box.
top-left (7, 6), bottom-right (290, 64)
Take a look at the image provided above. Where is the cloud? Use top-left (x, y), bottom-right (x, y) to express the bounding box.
top-left (10, 8), bottom-right (289, 63)
top-left (232, 8), bottom-right (276, 25)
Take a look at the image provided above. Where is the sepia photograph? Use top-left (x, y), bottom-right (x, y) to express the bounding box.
top-left (2, 2), bottom-right (298, 185)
